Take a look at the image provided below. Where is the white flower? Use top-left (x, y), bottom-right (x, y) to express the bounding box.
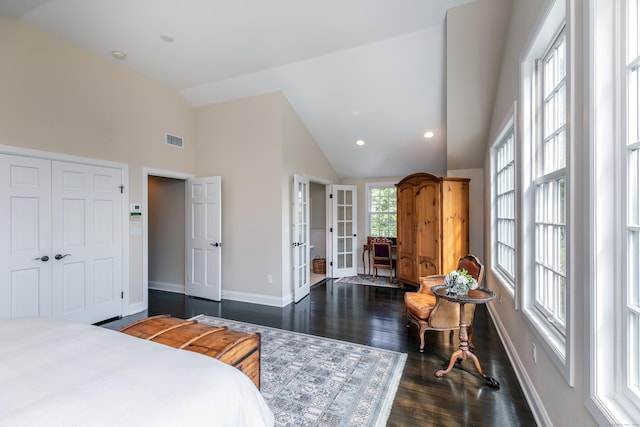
top-left (445, 268), bottom-right (476, 294)
top-left (456, 275), bottom-right (469, 286)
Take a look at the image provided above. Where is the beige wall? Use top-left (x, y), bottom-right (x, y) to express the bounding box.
top-left (446, 0), bottom-right (513, 169)
top-left (1, 19), bottom-right (339, 309)
top-left (195, 93), bottom-right (285, 303)
top-left (195, 92), bottom-right (338, 305)
top-left (281, 94), bottom-right (340, 297)
top-left (0, 19), bottom-right (197, 309)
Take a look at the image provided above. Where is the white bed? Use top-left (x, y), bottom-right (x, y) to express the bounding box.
top-left (0, 317), bottom-right (274, 427)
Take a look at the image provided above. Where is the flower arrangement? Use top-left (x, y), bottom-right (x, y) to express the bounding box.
top-left (445, 268), bottom-right (478, 296)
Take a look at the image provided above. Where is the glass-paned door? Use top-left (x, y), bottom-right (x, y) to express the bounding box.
top-left (293, 175), bottom-right (310, 302)
top-left (332, 185), bottom-right (357, 277)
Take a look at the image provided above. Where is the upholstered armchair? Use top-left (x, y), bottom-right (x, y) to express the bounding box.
top-left (404, 255), bottom-right (484, 352)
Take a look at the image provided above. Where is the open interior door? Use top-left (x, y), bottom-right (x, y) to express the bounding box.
top-left (292, 174), bottom-right (310, 302)
top-left (331, 185), bottom-right (358, 278)
top-left (186, 177), bottom-right (221, 301)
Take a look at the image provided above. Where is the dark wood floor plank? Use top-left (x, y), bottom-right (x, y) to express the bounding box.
top-left (105, 280), bottom-right (537, 426)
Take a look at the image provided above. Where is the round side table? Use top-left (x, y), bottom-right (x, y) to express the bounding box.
top-left (431, 285), bottom-right (500, 388)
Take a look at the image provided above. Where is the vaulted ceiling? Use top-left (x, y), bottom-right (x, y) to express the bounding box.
top-left (0, 0), bottom-right (511, 179)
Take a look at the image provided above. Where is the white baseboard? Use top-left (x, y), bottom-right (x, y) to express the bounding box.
top-left (221, 289), bottom-right (291, 307)
top-left (487, 304), bottom-right (552, 427)
top-left (149, 281), bottom-right (185, 294)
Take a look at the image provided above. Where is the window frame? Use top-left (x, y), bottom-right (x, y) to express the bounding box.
top-left (533, 26), bottom-right (568, 336)
top-left (520, 0), bottom-right (574, 385)
top-left (586, 0), bottom-right (640, 423)
top-left (491, 102), bottom-right (518, 302)
top-left (365, 182), bottom-right (397, 239)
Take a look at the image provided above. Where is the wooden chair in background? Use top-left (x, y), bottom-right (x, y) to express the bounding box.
top-left (371, 237), bottom-right (396, 283)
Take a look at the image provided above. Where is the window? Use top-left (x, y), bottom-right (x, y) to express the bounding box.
top-left (366, 183), bottom-right (396, 238)
top-left (625, 0), bottom-right (640, 407)
top-left (534, 28), bottom-right (567, 334)
top-left (588, 0), bottom-right (640, 423)
top-left (492, 106), bottom-right (517, 291)
top-left (520, 0), bottom-right (571, 383)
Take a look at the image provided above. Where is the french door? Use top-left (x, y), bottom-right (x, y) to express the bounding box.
top-left (292, 175), bottom-right (310, 302)
top-left (331, 185), bottom-right (358, 277)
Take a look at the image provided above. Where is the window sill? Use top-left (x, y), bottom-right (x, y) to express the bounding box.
top-left (522, 306), bottom-right (572, 385)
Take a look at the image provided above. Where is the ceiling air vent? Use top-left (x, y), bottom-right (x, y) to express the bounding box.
top-left (165, 133), bottom-right (184, 148)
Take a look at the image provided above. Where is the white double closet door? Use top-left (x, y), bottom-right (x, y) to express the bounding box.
top-left (0, 154), bottom-right (123, 324)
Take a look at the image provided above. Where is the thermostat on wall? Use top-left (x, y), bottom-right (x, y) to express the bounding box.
top-left (130, 203), bottom-right (142, 220)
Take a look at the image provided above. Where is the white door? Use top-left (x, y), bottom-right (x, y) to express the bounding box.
top-left (331, 185), bottom-right (358, 278)
top-left (0, 155), bottom-right (53, 318)
top-left (186, 177), bottom-right (222, 301)
top-left (292, 175), bottom-right (310, 302)
top-left (51, 161), bottom-right (123, 323)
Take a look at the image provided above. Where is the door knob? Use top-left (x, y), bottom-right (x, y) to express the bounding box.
top-left (34, 255), bottom-right (49, 262)
top-left (210, 243), bottom-right (221, 247)
top-left (55, 254), bottom-right (71, 260)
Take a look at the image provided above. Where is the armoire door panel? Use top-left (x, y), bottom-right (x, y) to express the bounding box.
top-left (396, 185), bottom-right (416, 283)
top-left (416, 181), bottom-right (440, 265)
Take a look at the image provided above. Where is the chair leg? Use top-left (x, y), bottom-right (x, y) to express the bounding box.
top-left (372, 268), bottom-right (376, 282)
top-left (419, 326), bottom-right (427, 352)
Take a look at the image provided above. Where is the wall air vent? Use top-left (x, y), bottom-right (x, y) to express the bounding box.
top-left (165, 133), bottom-right (184, 148)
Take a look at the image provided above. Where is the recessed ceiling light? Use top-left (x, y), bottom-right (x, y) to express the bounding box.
top-left (160, 34), bottom-right (175, 43)
top-left (356, 140), bottom-right (365, 146)
top-left (424, 131), bottom-right (435, 139)
top-left (111, 50), bottom-right (126, 60)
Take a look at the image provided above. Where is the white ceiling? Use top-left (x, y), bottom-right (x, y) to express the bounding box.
top-left (0, 0), bottom-right (475, 179)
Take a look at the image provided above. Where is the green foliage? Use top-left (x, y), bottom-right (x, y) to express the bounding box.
top-left (369, 187), bottom-right (397, 237)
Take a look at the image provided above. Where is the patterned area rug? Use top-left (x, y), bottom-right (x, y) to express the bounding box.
top-left (191, 315), bottom-right (406, 427)
top-left (335, 274), bottom-right (401, 289)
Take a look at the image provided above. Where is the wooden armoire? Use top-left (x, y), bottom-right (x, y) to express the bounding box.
top-left (395, 173), bottom-right (470, 287)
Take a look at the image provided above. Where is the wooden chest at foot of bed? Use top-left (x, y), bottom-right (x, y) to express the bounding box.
top-left (119, 315), bottom-right (260, 389)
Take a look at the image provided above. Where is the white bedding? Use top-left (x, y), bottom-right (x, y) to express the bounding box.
top-left (0, 317), bottom-right (274, 427)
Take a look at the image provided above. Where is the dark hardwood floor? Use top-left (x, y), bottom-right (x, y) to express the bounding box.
top-left (104, 280), bottom-right (537, 426)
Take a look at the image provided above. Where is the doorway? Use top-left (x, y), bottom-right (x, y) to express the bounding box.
top-left (143, 169), bottom-right (223, 304)
top-left (147, 175), bottom-right (186, 294)
top-left (309, 181), bottom-right (327, 285)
